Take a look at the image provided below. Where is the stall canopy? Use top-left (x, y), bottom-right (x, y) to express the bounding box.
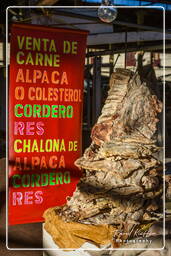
top-left (2, 1), bottom-right (171, 56)
top-left (27, 6), bottom-right (170, 53)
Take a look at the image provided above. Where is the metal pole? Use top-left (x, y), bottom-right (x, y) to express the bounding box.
top-left (109, 54), bottom-right (114, 76)
top-left (109, 45), bottom-right (113, 76)
top-left (2, 31), bottom-right (6, 68)
top-left (113, 54), bottom-right (120, 69)
top-left (150, 52), bottom-right (154, 65)
top-left (125, 29), bottom-right (128, 69)
top-left (86, 49), bottom-right (91, 130)
top-left (92, 56), bottom-right (102, 125)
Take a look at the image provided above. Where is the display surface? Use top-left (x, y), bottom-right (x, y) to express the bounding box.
top-left (44, 68), bottom-right (163, 249)
top-left (8, 23), bottom-right (88, 225)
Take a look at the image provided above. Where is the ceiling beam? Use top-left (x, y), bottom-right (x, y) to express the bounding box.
top-left (86, 43), bottom-right (171, 57)
top-left (55, 9), bottom-right (170, 34)
top-left (87, 31), bottom-right (170, 46)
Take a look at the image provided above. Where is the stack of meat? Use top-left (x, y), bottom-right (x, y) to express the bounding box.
top-left (44, 69), bottom-right (163, 249)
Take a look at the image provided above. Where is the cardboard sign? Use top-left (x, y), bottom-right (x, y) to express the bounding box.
top-left (8, 23), bottom-right (88, 225)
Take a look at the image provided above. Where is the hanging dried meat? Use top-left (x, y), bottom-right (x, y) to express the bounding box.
top-left (43, 68), bottom-right (163, 249)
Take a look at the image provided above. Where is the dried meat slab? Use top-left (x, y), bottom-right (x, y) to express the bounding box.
top-left (52, 189), bottom-right (162, 225)
top-left (43, 207), bottom-right (116, 249)
top-left (97, 142), bottom-right (159, 158)
top-left (43, 68), bottom-right (163, 249)
top-left (79, 168), bottom-right (162, 194)
top-left (76, 157), bottom-right (160, 177)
